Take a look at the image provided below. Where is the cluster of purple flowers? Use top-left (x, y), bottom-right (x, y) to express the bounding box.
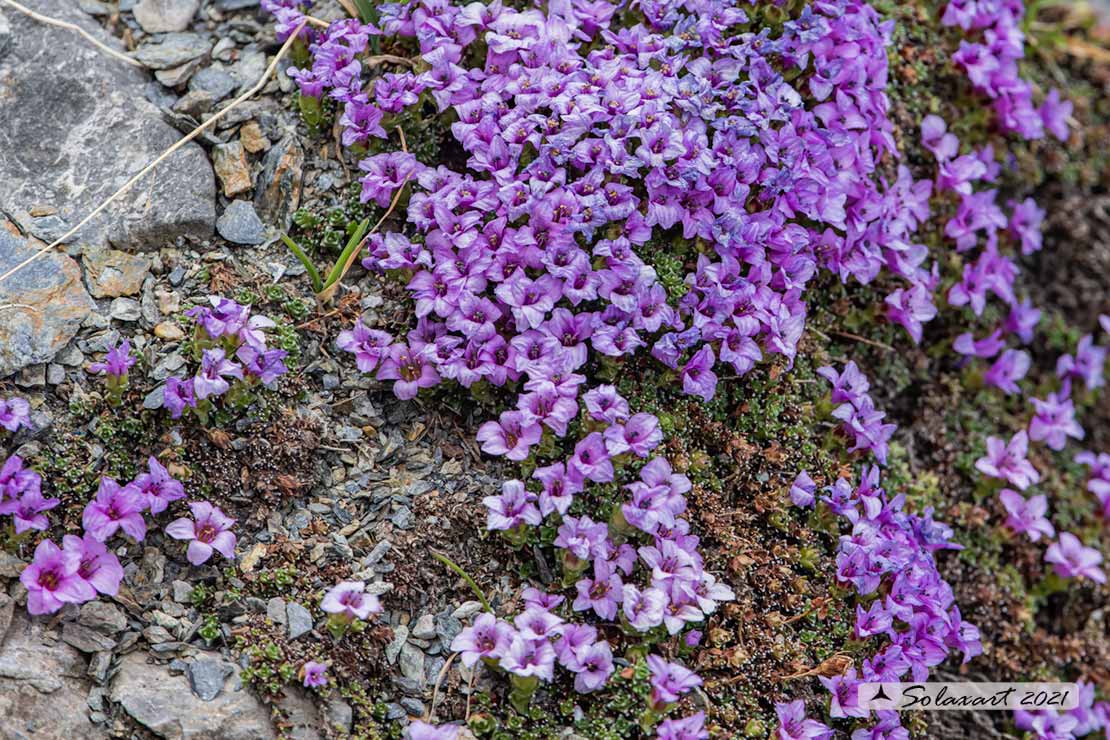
top-left (0, 453), bottom-right (55, 535)
top-left (1013, 680), bottom-right (1110, 739)
top-left (942, 0), bottom-right (1072, 141)
top-left (0, 395), bottom-right (32, 434)
top-left (818, 362), bottom-right (896, 465)
top-left (19, 457), bottom-right (236, 615)
top-left (87, 336), bottom-right (138, 405)
top-left (162, 297), bottom-right (289, 420)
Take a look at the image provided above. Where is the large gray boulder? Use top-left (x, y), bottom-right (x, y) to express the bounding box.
top-left (0, 229), bottom-right (94, 377)
top-left (0, 612), bottom-right (101, 739)
top-left (110, 651), bottom-right (277, 739)
top-left (0, 0), bottom-right (215, 251)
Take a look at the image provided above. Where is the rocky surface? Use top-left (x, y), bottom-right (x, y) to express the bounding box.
top-left (111, 652), bottom-right (277, 739)
top-left (0, 230), bottom-right (94, 377)
top-left (0, 0), bottom-right (215, 252)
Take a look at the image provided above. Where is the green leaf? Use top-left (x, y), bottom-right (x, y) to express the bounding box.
top-left (322, 217), bottom-right (371, 290)
top-left (280, 233), bottom-right (323, 293)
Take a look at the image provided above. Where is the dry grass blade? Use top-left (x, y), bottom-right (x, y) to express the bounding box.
top-left (0, 0), bottom-right (144, 67)
top-left (0, 18), bottom-right (310, 290)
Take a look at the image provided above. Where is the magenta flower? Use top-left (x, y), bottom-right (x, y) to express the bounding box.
top-left (88, 337), bottom-right (137, 378)
top-left (790, 470), bottom-right (817, 507)
top-left (337, 323), bottom-right (394, 373)
top-left (1028, 390), bottom-right (1084, 451)
top-left (132, 456), bottom-right (186, 514)
top-left (358, 151), bottom-right (422, 207)
top-left (1056, 335), bottom-right (1106, 391)
top-left (0, 478), bottom-right (58, 534)
top-left (20, 539), bottom-right (92, 615)
top-left (583, 385), bottom-right (630, 424)
top-left (320, 580), bottom-right (382, 621)
top-left (776, 700), bottom-right (834, 740)
top-left (1045, 533), bottom-right (1106, 584)
top-left (819, 668), bottom-right (868, 718)
top-left (405, 721), bottom-right (461, 740)
top-left (975, 431), bottom-right (1040, 490)
top-left (680, 345), bottom-right (717, 402)
top-left (573, 559), bottom-right (623, 620)
top-left (482, 480), bottom-right (542, 531)
top-left (1039, 88), bottom-right (1072, 141)
top-left (62, 533), bottom-right (124, 597)
top-left (998, 490), bottom-right (1055, 542)
top-left (476, 410), bottom-right (543, 461)
top-left (82, 477), bottom-right (146, 542)
top-left (450, 612), bottom-right (514, 667)
top-left (164, 501), bottom-right (236, 565)
top-left (499, 633), bottom-right (556, 681)
top-left (656, 712), bottom-right (709, 740)
top-left (0, 396), bottom-right (31, 432)
top-left (376, 343), bottom-right (441, 400)
top-left (817, 362), bottom-right (871, 407)
top-left (647, 655), bottom-right (702, 709)
top-left (568, 432), bottom-right (614, 483)
top-left (983, 349), bottom-right (1029, 395)
top-left (193, 348), bottom-right (244, 400)
top-left (302, 661), bottom-right (327, 688)
top-left (603, 413), bottom-right (662, 458)
top-left (621, 584), bottom-right (666, 631)
top-left (571, 640), bottom-right (614, 693)
top-left (163, 376), bottom-right (196, 419)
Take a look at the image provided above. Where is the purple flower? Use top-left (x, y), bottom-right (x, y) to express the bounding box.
top-left (817, 362), bottom-right (870, 407)
top-left (132, 456), bottom-right (186, 515)
top-left (1039, 88), bottom-right (1072, 141)
top-left (656, 712), bottom-right (709, 740)
top-left (920, 114), bottom-right (959, 161)
top-left (376, 343), bottom-right (441, 400)
top-left (483, 480), bottom-right (542, 531)
top-left (680, 345), bottom-right (717, 402)
top-left (82, 477), bottom-right (146, 542)
top-left (819, 668), bottom-right (868, 718)
top-left (573, 559), bottom-right (623, 620)
top-left (0, 477), bottom-right (58, 534)
top-left (533, 462), bottom-right (581, 518)
top-left (20, 539), bottom-right (92, 615)
top-left (1045, 532), bottom-right (1106, 584)
top-left (1008, 197), bottom-right (1044, 255)
top-left (193, 348), bottom-right (244, 400)
top-left (603, 413), bottom-right (662, 457)
top-left (1056, 335), bottom-right (1105, 391)
top-left (320, 580), bottom-right (382, 621)
top-left (568, 432), bottom-right (614, 483)
top-left (572, 640), bottom-right (614, 693)
top-left (164, 501), bottom-right (236, 565)
top-left (999, 490), bottom-right (1055, 542)
top-left (405, 721), bottom-right (461, 740)
top-left (621, 583), bottom-right (666, 631)
top-left (776, 700), bottom-right (834, 740)
top-left (499, 634), bottom-right (556, 681)
top-left (302, 661), bottom-right (328, 688)
top-left (790, 470), bottom-right (817, 507)
top-left (476, 410), bottom-right (543, 461)
top-left (62, 533), bottom-right (124, 597)
top-left (647, 655), bottom-right (702, 709)
top-left (359, 151), bottom-right (422, 207)
top-left (163, 376), bottom-right (196, 419)
top-left (953, 329), bottom-right (1005, 358)
top-left (975, 431), bottom-right (1040, 490)
top-left (1005, 299), bottom-right (1041, 345)
top-left (88, 337), bottom-right (137, 378)
top-left (450, 612), bottom-right (514, 667)
top-left (0, 396), bottom-right (31, 432)
top-left (983, 349), bottom-right (1029, 395)
top-left (1028, 390), bottom-right (1084, 451)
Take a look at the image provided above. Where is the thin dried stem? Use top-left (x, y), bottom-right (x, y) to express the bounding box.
top-left (0, 18), bottom-right (310, 290)
top-left (0, 0), bottom-right (144, 67)
top-left (426, 651), bottom-right (459, 722)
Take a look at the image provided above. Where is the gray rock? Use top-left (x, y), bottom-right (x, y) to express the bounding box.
top-left (286, 602), bottom-right (313, 640)
top-left (216, 0), bottom-right (259, 9)
top-left (0, 593), bottom-right (12, 642)
top-left (0, 613), bottom-right (100, 739)
top-left (88, 651), bottom-right (112, 685)
top-left (187, 657), bottom-right (233, 701)
top-left (27, 213), bottom-right (75, 243)
top-left (217, 200), bottom-right (266, 245)
top-left (110, 297), bottom-right (142, 321)
top-left (134, 32), bottom-right (211, 69)
top-left (385, 624), bottom-right (408, 665)
top-left (78, 601), bottom-right (128, 634)
top-left (133, 0), bottom-right (200, 33)
top-left (399, 697), bottom-right (425, 716)
top-left (0, 10), bottom-right (11, 62)
top-left (172, 88), bottom-right (214, 118)
top-left (62, 622), bottom-right (117, 653)
top-left (411, 613), bottom-right (437, 640)
top-left (0, 231), bottom-right (94, 378)
top-left (189, 65), bottom-right (239, 101)
top-left (234, 49), bottom-right (267, 94)
top-left (398, 642), bottom-right (425, 684)
top-left (254, 137), bottom-right (303, 230)
top-left (266, 597), bottom-right (286, 625)
top-left (0, 0), bottom-right (215, 251)
top-left (435, 613), bottom-right (462, 646)
top-left (153, 58), bottom-right (202, 88)
top-left (47, 363), bottom-right (65, 384)
top-left (213, 141), bottom-right (252, 197)
top-left (325, 699), bottom-right (353, 733)
top-left (111, 652), bottom-right (276, 738)
top-left (143, 385), bottom-right (165, 410)
top-left (172, 580), bottom-right (194, 603)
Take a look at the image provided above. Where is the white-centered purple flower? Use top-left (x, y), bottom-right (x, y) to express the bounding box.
top-left (320, 580), bottom-right (383, 621)
top-left (164, 501), bottom-right (237, 565)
